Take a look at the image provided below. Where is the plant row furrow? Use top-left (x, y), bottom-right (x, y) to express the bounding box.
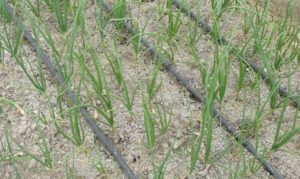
top-left (173, 0), bottom-right (299, 109)
top-left (2, 1), bottom-right (138, 178)
top-left (99, 0), bottom-right (284, 178)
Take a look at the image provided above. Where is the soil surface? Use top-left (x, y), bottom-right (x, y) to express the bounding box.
top-left (0, 0), bottom-right (299, 178)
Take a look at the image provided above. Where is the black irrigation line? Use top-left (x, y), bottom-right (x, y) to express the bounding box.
top-left (2, 1), bottom-right (138, 179)
top-left (100, 1), bottom-right (284, 178)
top-left (173, 0), bottom-right (300, 109)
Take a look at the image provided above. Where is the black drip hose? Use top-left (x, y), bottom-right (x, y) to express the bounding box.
top-left (2, 1), bottom-right (138, 179)
top-left (100, 1), bottom-right (284, 178)
top-left (3, 0), bottom-right (284, 178)
top-left (173, 0), bottom-right (299, 109)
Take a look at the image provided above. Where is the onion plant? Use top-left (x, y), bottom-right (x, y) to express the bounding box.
top-left (63, 152), bottom-right (75, 179)
top-left (272, 76), bottom-right (300, 150)
top-left (131, 30), bottom-right (142, 56)
top-left (96, 0), bottom-right (108, 37)
top-left (6, 113), bottom-right (53, 169)
top-left (51, 88), bottom-right (85, 146)
top-left (112, 0), bottom-right (127, 30)
top-left (147, 62), bottom-right (162, 101)
top-left (26, 0), bottom-right (42, 17)
top-left (272, 99), bottom-right (300, 150)
top-left (0, 22), bottom-right (46, 92)
top-left (105, 44), bottom-right (136, 116)
top-left (153, 100), bottom-right (172, 135)
top-left (166, 0), bottom-right (182, 42)
top-left (4, 132), bottom-right (22, 178)
top-left (0, 0), bottom-right (10, 22)
top-left (152, 142), bottom-right (174, 178)
top-left (42, 0), bottom-right (52, 8)
top-left (53, 0), bottom-right (69, 32)
top-left (77, 51), bottom-right (114, 127)
top-left (142, 95), bottom-right (156, 151)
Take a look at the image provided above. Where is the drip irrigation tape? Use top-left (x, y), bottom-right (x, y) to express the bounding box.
top-left (173, 0), bottom-right (299, 109)
top-left (2, 1), bottom-right (138, 179)
top-left (100, 1), bottom-right (283, 178)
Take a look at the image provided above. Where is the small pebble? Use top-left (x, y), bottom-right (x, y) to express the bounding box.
top-left (18, 125), bottom-right (28, 135)
top-left (28, 159), bottom-right (37, 168)
top-left (174, 140), bottom-right (182, 150)
top-left (162, 143), bottom-right (169, 150)
top-left (14, 152), bottom-right (24, 157)
top-left (176, 129), bottom-right (182, 139)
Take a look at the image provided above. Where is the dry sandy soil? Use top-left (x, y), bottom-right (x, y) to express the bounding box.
top-left (0, 0), bottom-right (300, 178)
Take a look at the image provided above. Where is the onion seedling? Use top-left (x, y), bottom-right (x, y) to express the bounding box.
top-left (142, 96), bottom-right (156, 151)
top-left (112, 0), bottom-right (127, 30)
top-left (4, 132), bottom-right (22, 178)
top-left (51, 88), bottom-right (85, 146)
top-left (6, 114), bottom-right (53, 169)
top-left (52, 0), bottom-right (69, 32)
top-left (105, 43), bottom-right (136, 117)
top-left (166, 0), bottom-right (182, 42)
top-left (153, 142), bottom-right (174, 178)
top-left (96, 0), bottom-right (108, 37)
top-left (153, 100), bottom-right (172, 135)
top-left (0, 23), bottom-right (46, 92)
top-left (147, 62), bottom-right (162, 101)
